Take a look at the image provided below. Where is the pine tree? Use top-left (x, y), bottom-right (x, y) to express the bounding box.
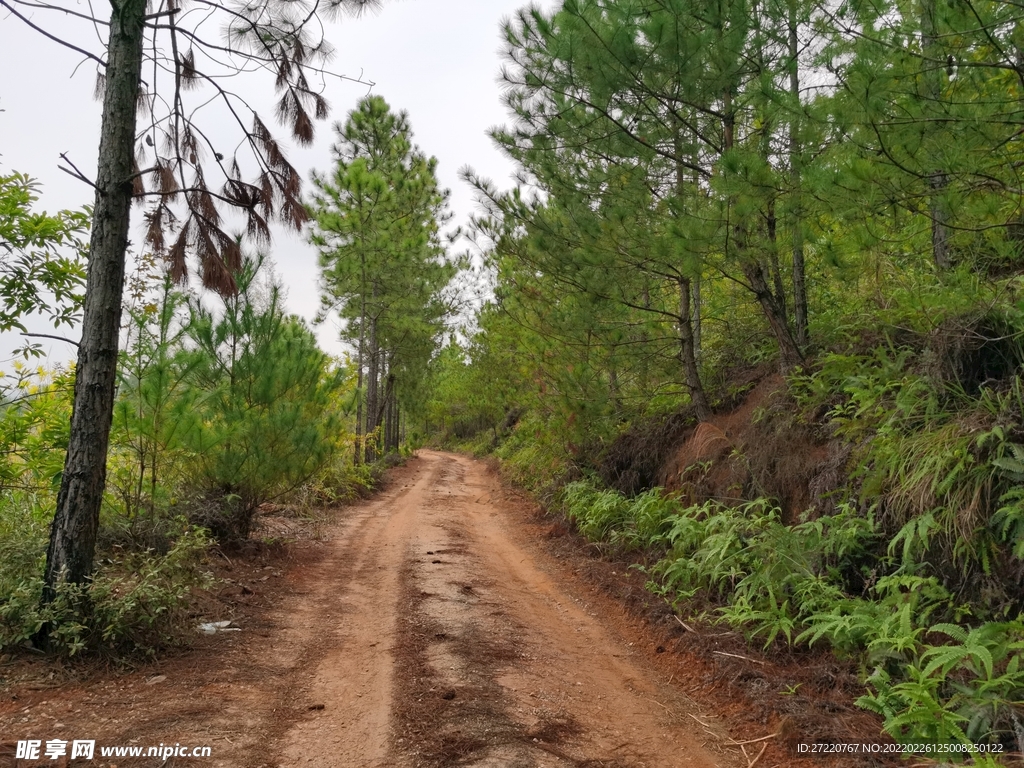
top-left (309, 96), bottom-right (456, 461)
top-left (186, 254), bottom-right (344, 539)
top-left (110, 256), bottom-right (198, 524)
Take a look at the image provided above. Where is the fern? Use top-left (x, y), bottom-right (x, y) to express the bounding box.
top-left (992, 443), bottom-right (1024, 482)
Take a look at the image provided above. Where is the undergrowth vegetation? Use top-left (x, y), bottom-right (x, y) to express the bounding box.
top-left (546, 323), bottom-right (1024, 753)
top-left (0, 253), bottom-right (384, 658)
top-left (561, 480), bottom-right (1024, 752)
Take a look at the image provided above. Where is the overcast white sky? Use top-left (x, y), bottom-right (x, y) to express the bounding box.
top-left (0, 0), bottom-right (550, 361)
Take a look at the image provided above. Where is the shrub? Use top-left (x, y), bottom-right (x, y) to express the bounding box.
top-left (0, 512), bottom-right (212, 658)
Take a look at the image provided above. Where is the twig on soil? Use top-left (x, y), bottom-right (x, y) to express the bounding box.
top-left (214, 549), bottom-right (233, 566)
top-left (729, 731), bottom-right (780, 746)
top-left (686, 712), bottom-right (720, 740)
top-left (712, 650), bottom-right (765, 665)
top-left (673, 614), bottom-right (697, 634)
top-left (686, 713), bottom-right (712, 728)
top-left (746, 742), bottom-right (768, 767)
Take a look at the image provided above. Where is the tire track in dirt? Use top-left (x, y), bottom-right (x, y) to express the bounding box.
top-left (269, 456), bottom-right (445, 767)
top-left (384, 451), bottom-right (736, 768)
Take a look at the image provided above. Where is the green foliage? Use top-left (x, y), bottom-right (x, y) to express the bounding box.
top-left (494, 415), bottom-right (578, 499)
top-left (109, 257), bottom-right (200, 525)
top-left (789, 337), bottom-right (1024, 596)
top-left (0, 504), bottom-right (211, 657)
top-left (858, 621), bottom-right (1024, 748)
top-left (0, 172), bottom-right (88, 341)
top-left (299, 450), bottom-right (381, 506)
top-left (559, 476), bottom-right (1024, 750)
top-left (186, 254), bottom-right (347, 538)
top-left (561, 481), bottom-right (631, 540)
top-left (421, 336), bottom-right (526, 446)
top-left (87, 524), bottom-right (212, 654)
top-left (0, 365), bottom-right (74, 494)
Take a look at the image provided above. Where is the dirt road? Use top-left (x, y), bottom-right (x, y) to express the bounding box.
top-left (270, 450), bottom-right (736, 767)
top-left (1, 451), bottom-right (743, 768)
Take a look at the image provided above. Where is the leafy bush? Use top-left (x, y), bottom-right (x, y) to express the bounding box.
top-left (495, 415), bottom-right (576, 498)
top-left (563, 481), bottom-right (672, 549)
top-left (298, 452), bottom-right (382, 506)
top-left (859, 621), bottom-right (1024, 748)
top-left (0, 364), bottom-right (74, 494)
top-left (0, 514), bottom-right (211, 657)
top-left (792, 343), bottom-right (1024, 617)
top-left (88, 524), bottom-right (212, 654)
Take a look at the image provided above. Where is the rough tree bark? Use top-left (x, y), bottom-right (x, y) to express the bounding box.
top-left (353, 277), bottom-right (366, 466)
top-left (743, 260), bottom-right (804, 370)
top-left (673, 133), bottom-right (711, 421)
top-left (40, 0), bottom-right (148, 616)
top-left (365, 311), bottom-right (379, 464)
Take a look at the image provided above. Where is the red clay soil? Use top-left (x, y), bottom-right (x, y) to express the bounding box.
top-left (661, 374), bottom-right (848, 523)
top-left (0, 451), bottom-right (922, 767)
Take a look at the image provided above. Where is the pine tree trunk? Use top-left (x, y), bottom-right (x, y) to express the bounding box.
top-left (743, 261), bottom-right (804, 370)
top-left (690, 149), bottom-right (703, 365)
top-left (386, 398), bottom-right (394, 453)
top-left (383, 380), bottom-right (393, 454)
top-left (608, 357), bottom-right (622, 417)
top-left (364, 313), bottom-right (379, 464)
top-left (920, 0), bottom-right (952, 270)
top-left (375, 368), bottom-right (396, 454)
top-left (353, 315), bottom-right (365, 466)
top-left (788, 0), bottom-right (808, 346)
top-left (387, 391), bottom-right (398, 453)
top-left (673, 134), bottom-right (710, 421)
top-left (353, 256), bottom-right (368, 465)
top-left (678, 277), bottom-right (712, 421)
top-left (40, 0), bottom-right (148, 616)
top-left (766, 200), bottom-right (788, 322)
top-left (692, 273), bottom-right (702, 365)
top-left (394, 399), bottom-right (401, 451)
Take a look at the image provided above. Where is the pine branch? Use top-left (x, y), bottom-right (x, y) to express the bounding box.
top-left (9, 0), bottom-right (107, 26)
top-left (57, 152), bottom-right (103, 195)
